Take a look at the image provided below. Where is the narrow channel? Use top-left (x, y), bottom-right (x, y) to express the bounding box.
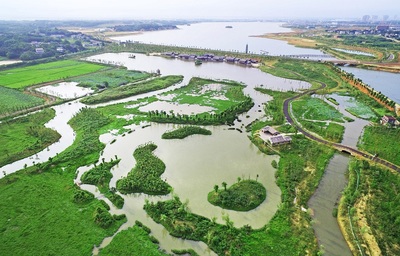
top-left (308, 153), bottom-right (352, 255)
top-left (308, 93), bottom-right (369, 255)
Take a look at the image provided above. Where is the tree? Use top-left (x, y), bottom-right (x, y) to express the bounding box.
top-left (222, 182), bottom-right (227, 191)
top-left (214, 185), bottom-right (219, 193)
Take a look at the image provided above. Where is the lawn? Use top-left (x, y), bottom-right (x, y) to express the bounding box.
top-left (0, 60), bottom-right (106, 89)
top-left (0, 86), bottom-right (44, 116)
top-left (0, 108), bottom-right (60, 168)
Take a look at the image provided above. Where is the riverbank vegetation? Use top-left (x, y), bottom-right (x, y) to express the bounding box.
top-left (358, 126), bottom-right (400, 166)
top-left (99, 222), bottom-right (167, 256)
top-left (144, 196), bottom-right (247, 255)
top-left (80, 158), bottom-right (124, 208)
top-left (0, 108), bottom-right (60, 168)
top-left (0, 60), bottom-right (106, 89)
top-left (340, 160), bottom-right (400, 255)
top-left (68, 68), bottom-right (150, 90)
top-left (162, 126), bottom-right (211, 139)
top-left (208, 179), bottom-right (266, 211)
top-left (117, 143), bottom-right (171, 195)
top-left (0, 107), bottom-right (128, 255)
top-left (81, 75), bottom-right (183, 104)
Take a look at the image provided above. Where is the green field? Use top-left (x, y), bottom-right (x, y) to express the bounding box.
top-left (358, 126), bottom-right (400, 166)
top-left (0, 87), bottom-right (44, 116)
top-left (69, 68), bottom-right (150, 90)
top-left (0, 60), bottom-right (106, 89)
top-left (0, 108), bottom-right (60, 168)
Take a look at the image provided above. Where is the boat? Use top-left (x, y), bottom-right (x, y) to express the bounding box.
top-left (225, 25), bottom-right (233, 28)
top-left (195, 59), bottom-right (202, 65)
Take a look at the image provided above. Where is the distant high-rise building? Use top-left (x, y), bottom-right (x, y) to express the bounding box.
top-left (245, 44), bottom-right (248, 54)
top-left (383, 15), bottom-right (389, 21)
top-left (362, 15), bottom-right (370, 22)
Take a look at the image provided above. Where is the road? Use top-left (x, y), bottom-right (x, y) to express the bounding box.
top-left (282, 83), bottom-right (400, 172)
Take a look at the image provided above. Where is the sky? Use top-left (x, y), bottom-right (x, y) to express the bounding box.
top-left (1, 0), bottom-right (399, 20)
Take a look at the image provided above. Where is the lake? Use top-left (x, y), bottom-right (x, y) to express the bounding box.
top-left (342, 66), bottom-right (400, 104)
top-left (112, 22), bottom-right (331, 57)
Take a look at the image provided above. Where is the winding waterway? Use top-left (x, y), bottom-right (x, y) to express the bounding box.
top-left (2, 52), bottom-right (311, 254)
top-left (308, 94), bottom-right (369, 255)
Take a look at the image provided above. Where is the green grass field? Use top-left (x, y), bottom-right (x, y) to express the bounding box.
top-left (358, 126), bottom-right (400, 166)
top-left (0, 87), bottom-right (44, 115)
top-left (0, 60), bottom-right (106, 89)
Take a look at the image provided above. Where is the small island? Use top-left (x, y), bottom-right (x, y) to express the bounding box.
top-left (207, 179), bottom-right (266, 211)
top-left (162, 126), bottom-right (211, 139)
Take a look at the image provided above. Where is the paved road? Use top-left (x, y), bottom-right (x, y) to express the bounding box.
top-left (282, 83), bottom-right (400, 172)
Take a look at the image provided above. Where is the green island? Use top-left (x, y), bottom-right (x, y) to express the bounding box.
top-left (148, 77), bottom-right (254, 125)
top-left (162, 126), bottom-right (212, 139)
top-left (81, 75), bottom-right (183, 104)
top-left (208, 179), bottom-right (266, 211)
top-left (0, 26), bottom-right (399, 256)
top-left (116, 143), bottom-right (171, 195)
top-left (0, 108), bottom-right (60, 168)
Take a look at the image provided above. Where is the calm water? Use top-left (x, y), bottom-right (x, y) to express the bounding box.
top-left (112, 22), bottom-right (329, 57)
top-left (308, 94), bottom-right (369, 255)
top-left (342, 66), bottom-right (400, 104)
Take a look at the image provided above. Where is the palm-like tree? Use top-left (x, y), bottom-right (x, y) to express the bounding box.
top-left (222, 182), bottom-right (227, 191)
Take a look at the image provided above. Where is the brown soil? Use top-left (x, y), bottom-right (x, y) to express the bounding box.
top-left (354, 195), bottom-right (382, 256)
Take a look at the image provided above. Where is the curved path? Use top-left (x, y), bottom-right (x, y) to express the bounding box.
top-left (283, 83), bottom-right (400, 172)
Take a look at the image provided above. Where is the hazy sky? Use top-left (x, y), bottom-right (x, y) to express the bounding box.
top-left (2, 0), bottom-right (399, 20)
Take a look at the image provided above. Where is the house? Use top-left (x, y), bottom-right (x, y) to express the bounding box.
top-left (381, 115), bottom-right (398, 126)
top-left (225, 57), bottom-right (236, 63)
top-left (260, 125), bottom-right (292, 146)
top-left (268, 135), bottom-right (292, 146)
top-left (56, 47), bottom-right (64, 53)
top-left (35, 48), bottom-right (44, 54)
top-left (261, 126), bottom-right (279, 136)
